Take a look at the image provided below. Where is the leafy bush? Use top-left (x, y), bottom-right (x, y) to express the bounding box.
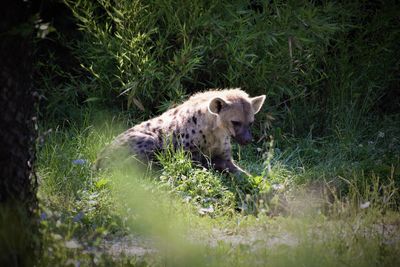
top-left (156, 147), bottom-right (237, 216)
top-left (37, 0), bottom-right (399, 137)
top-left (67, 0), bottom-right (341, 108)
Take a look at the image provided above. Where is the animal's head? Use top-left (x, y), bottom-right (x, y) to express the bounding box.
top-left (208, 91), bottom-right (266, 145)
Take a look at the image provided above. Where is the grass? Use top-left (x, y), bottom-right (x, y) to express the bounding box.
top-left (40, 0), bottom-right (400, 135)
top-left (33, 1), bottom-right (400, 265)
top-left (36, 109), bottom-right (400, 266)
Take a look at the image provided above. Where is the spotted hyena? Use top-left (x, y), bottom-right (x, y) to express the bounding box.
top-left (95, 88), bottom-right (265, 175)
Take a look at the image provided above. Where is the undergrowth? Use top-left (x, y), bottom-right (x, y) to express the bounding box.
top-left (33, 0), bottom-right (400, 265)
top-left (36, 111), bottom-right (400, 266)
top-left (38, 0), bottom-right (400, 137)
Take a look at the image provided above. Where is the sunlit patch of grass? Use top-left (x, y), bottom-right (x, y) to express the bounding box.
top-left (36, 109), bottom-right (400, 266)
top-left (156, 147), bottom-right (237, 216)
top-left (36, 114), bottom-right (129, 265)
top-left (97, 147), bottom-right (400, 267)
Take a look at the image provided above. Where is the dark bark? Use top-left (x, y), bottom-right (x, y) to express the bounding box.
top-left (0, 0), bottom-right (38, 266)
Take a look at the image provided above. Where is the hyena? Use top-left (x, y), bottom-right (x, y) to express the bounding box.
top-left (95, 88), bottom-right (266, 175)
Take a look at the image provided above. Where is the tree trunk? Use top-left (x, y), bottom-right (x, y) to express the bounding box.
top-left (0, 0), bottom-right (38, 266)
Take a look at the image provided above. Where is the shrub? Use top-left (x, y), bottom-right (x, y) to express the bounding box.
top-left (64, 1), bottom-right (341, 122)
top-left (39, 0), bottom-right (399, 137)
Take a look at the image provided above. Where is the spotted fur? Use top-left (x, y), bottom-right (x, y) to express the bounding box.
top-left (95, 88), bottom-right (266, 174)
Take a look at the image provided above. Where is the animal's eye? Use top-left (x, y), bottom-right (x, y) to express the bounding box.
top-left (231, 121), bottom-right (241, 127)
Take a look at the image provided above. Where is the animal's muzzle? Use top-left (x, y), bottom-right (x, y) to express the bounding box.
top-left (233, 128), bottom-right (252, 145)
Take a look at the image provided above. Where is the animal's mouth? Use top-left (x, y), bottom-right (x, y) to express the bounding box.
top-left (232, 135), bottom-right (251, 146)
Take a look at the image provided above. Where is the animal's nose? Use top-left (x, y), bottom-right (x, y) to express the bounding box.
top-left (242, 131), bottom-right (252, 145)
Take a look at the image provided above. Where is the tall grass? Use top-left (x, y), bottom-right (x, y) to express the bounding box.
top-left (48, 1), bottom-right (395, 134)
top-left (36, 113), bottom-right (400, 266)
top-left (75, 0), bottom-right (340, 107)
top-left (34, 1), bottom-right (400, 264)
top-left (35, 0), bottom-right (390, 136)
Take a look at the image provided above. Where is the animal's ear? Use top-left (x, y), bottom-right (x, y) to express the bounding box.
top-left (208, 97), bottom-right (228, 115)
top-left (251, 95), bottom-right (266, 114)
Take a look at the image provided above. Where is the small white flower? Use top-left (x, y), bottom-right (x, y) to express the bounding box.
top-left (272, 184), bottom-right (284, 191)
top-left (378, 131), bottom-right (385, 138)
top-left (239, 203), bottom-right (248, 211)
top-left (360, 201), bottom-right (370, 209)
top-left (65, 239), bottom-right (82, 249)
top-left (198, 205), bottom-right (214, 215)
top-left (184, 196), bottom-right (192, 203)
top-left (51, 233), bottom-right (62, 240)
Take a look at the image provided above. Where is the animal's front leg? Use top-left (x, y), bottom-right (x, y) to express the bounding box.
top-left (224, 158), bottom-right (250, 176)
top-left (211, 156), bottom-right (250, 176)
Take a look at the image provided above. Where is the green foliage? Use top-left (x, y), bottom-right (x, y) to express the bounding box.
top-left (34, 1), bottom-right (400, 265)
top-left (35, 109), bottom-right (400, 265)
top-left (37, 116), bottom-right (128, 265)
top-left (322, 1), bottom-right (400, 134)
top-left (0, 203), bottom-right (38, 266)
top-left (36, 0), bottom-right (400, 137)
top-left (155, 143), bottom-right (288, 216)
top-left (66, 0), bottom-right (341, 110)
top-left (45, 0), bottom-right (391, 136)
top-left (37, 116), bottom-right (123, 234)
top-left (156, 147), bottom-right (237, 215)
